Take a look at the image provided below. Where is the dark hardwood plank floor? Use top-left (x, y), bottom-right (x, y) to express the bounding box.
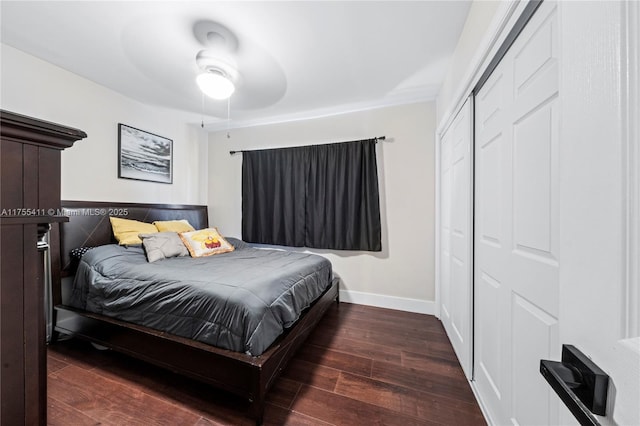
top-left (47, 303), bottom-right (486, 425)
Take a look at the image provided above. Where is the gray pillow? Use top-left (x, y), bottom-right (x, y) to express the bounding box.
top-left (139, 232), bottom-right (189, 262)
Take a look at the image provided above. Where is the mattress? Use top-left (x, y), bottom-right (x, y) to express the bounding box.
top-left (68, 238), bottom-right (332, 355)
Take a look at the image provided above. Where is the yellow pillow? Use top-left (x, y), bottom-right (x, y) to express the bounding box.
top-left (153, 219), bottom-right (195, 233)
top-left (179, 228), bottom-right (234, 257)
top-left (109, 217), bottom-right (157, 245)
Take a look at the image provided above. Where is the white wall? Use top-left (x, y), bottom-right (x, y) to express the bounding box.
top-left (436, 0), bottom-right (501, 125)
top-left (0, 44), bottom-right (208, 205)
top-left (208, 102), bottom-right (437, 313)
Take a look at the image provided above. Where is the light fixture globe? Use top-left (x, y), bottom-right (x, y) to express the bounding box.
top-left (196, 70), bottom-right (235, 100)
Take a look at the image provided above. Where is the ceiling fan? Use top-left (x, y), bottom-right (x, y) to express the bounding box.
top-left (193, 21), bottom-right (239, 100)
top-left (192, 20), bottom-right (287, 128)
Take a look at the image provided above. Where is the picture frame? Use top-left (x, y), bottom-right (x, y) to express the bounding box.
top-left (118, 123), bottom-right (173, 184)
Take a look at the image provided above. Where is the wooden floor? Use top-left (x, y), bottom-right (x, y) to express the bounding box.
top-left (47, 303), bottom-right (486, 425)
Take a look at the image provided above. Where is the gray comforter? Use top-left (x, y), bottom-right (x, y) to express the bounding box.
top-left (69, 238), bottom-right (332, 355)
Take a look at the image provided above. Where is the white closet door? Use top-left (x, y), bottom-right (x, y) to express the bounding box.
top-left (439, 97), bottom-right (473, 379)
top-left (474, 2), bottom-right (560, 424)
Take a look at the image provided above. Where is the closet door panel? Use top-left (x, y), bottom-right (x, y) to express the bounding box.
top-left (475, 270), bottom-right (506, 415)
top-left (450, 101), bottom-right (472, 370)
top-left (510, 7), bottom-right (560, 319)
top-left (478, 134), bottom-right (504, 249)
top-left (474, 2), bottom-right (560, 424)
top-left (475, 65), bottom-right (512, 422)
top-left (439, 97), bottom-right (473, 379)
top-left (476, 71), bottom-right (505, 253)
top-left (513, 107), bottom-right (553, 253)
top-left (511, 100), bottom-right (560, 317)
top-left (440, 132), bottom-right (452, 323)
top-left (508, 7), bottom-right (561, 424)
top-left (511, 294), bottom-right (559, 426)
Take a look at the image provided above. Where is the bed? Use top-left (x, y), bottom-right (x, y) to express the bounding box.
top-left (51, 200), bottom-right (339, 425)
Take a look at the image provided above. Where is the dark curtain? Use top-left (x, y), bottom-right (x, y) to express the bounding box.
top-left (241, 146), bottom-right (307, 247)
top-left (242, 139), bottom-right (381, 251)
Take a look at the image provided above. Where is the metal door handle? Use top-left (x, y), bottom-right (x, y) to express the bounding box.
top-left (540, 345), bottom-right (609, 426)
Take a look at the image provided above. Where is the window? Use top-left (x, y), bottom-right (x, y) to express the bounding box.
top-left (241, 139), bottom-right (381, 251)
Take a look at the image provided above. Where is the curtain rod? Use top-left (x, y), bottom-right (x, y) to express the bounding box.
top-left (229, 135), bottom-right (385, 155)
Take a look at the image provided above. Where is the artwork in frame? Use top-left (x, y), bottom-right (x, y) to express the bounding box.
top-left (118, 123), bottom-right (173, 184)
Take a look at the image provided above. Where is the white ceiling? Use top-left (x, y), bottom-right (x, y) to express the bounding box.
top-left (0, 1), bottom-right (471, 130)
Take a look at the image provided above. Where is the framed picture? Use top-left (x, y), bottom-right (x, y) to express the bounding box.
top-left (118, 123), bottom-right (172, 184)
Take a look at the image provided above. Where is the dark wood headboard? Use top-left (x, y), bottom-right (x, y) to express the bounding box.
top-left (57, 200), bottom-right (208, 276)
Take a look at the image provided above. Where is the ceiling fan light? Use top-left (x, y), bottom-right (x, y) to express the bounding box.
top-left (196, 71), bottom-right (235, 100)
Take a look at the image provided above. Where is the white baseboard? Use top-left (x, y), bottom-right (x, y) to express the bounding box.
top-left (339, 289), bottom-right (437, 315)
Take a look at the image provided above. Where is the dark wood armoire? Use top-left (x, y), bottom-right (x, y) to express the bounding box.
top-left (0, 110), bottom-right (86, 425)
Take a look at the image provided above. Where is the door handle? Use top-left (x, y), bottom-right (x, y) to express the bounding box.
top-left (540, 345), bottom-right (609, 426)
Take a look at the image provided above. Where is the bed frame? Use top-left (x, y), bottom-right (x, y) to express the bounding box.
top-left (50, 200), bottom-right (339, 425)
